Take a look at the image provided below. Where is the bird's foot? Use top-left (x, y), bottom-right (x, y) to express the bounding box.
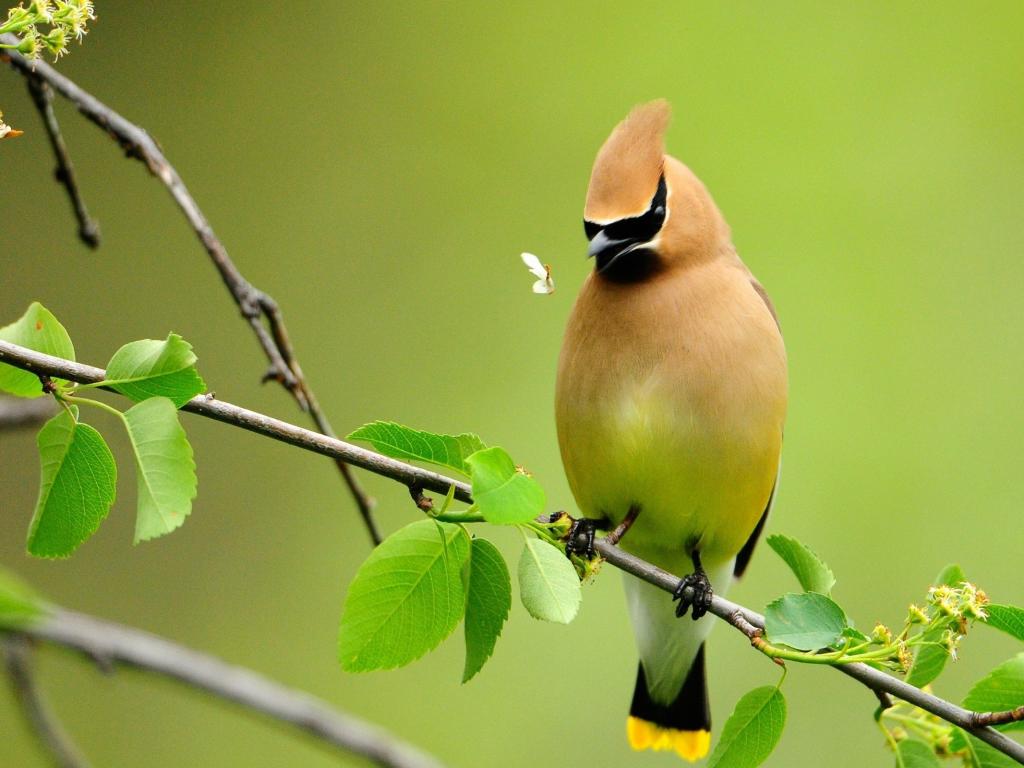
top-left (673, 569), bottom-right (713, 620)
top-left (564, 517), bottom-right (601, 559)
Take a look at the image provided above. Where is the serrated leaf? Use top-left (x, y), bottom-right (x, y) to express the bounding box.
top-left (895, 740), bottom-right (942, 768)
top-left (963, 654), bottom-right (1024, 719)
top-left (465, 447), bottom-right (545, 525)
top-left (338, 520), bottom-right (470, 672)
top-left (27, 407), bottom-right (116, 558)
top-left (0, 565), bottom-right (44, 628)
top-left (0, 302), bottom-right (75, 397)
top-left (347, 421), bottom-right (485, 475)
top-left (985, 605), bottom-right (1024, 643)
top-left (906, 564), bottom-right (966, 687)
top-left (766, 534), bottom-right (836, 595)
top-left (955, 729), bottom-right (1020, 768)
top-left (707, 686), bottom-right (786, 768)
top-left (101, 334), bottom-right (205, 408)
top-left (764, 592), bottom-right (849, 650)
top-left (517, 538), bottom-right (580, 624)
top-left (122, 397), bottom-right (197, 543)
top-left (463, 538), bottom-right (511, 682)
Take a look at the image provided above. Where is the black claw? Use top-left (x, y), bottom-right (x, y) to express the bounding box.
top-left (672, 569), bottom-right (713, 621)
top-left (564, 518), bottom-right (599, 559)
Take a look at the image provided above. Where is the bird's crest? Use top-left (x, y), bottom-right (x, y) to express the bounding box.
top-left (584, 100), bottom-right (670, 224)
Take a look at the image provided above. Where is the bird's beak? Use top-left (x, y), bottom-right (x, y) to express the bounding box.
top-left (589, 230), bottom-right (644, 274)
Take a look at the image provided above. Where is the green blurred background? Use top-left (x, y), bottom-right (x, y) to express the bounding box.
top-left (2, 2), bottom-right (1023, 766)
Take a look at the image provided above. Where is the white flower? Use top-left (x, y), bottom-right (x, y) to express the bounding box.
top-left (520, 252), bottom-right (554, 295)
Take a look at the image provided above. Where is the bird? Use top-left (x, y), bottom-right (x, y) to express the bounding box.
top-left (555, 100), bottom-right (787, 762)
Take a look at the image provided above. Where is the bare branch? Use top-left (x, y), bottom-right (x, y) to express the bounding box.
top-left (0, 339), bottom-right (1021, 764)
top-left (3, 634), bottom-right (91, 768)
top-left (1, 36), bottom-right (379, 545)
top-left (24, 77), bottom-right (100, 249)
top-left (4, 610), bottom-right (444, 768)
top-left (0, 396), bottom-right (56, 430)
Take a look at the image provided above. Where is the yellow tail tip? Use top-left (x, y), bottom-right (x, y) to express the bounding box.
top-left (627, 717), bottom-right (710, 762)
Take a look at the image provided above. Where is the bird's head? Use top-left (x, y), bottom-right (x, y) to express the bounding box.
top-left (583, 100), bottom-right (730, 281)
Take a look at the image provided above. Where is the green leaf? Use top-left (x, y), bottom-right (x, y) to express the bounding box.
top-left (465, 447), bottom-right (545, 524)
top-left (895, 740), bottom-right (941, 768)
top-left (985, 605), bottom-right (1024, 643)
top-left (764, 592), bottom-right (849, 650)
top-left (339, 520), bottom-right (470, 672)
top-left (347, 421), bottom-right (486, 475)
top-left (0, 302), bottom-right (75, 397)
top-left (955, 729), bottom-right (1020, 768)
top-left (707, 686), bottom-right (786, 768)
top-left (766, 534), bottom-right (836, 595)
top-left (517, 538), bottom-right (580, 624)
top-left (27, 407), bottom-right (116, 558)
top-left (101, 334), bottom-right (205, 408)
top-left (906, 564), bottom-right (966, 687)
top-left (0, 566), bottom-right (44, 628)
top-left (122, 397), bottom-right (197, 543)
top-left (463, 538), bottom-right (511, 682)
top-left (962, 654), bottom-right (1024, 719)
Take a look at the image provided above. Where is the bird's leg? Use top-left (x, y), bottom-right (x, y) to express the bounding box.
top-left (603, 504), bottom-right (640, 546)
top-left (672, 550), bottom-right (713, 621)
top-left (563, 515), bottom-right (610, 559)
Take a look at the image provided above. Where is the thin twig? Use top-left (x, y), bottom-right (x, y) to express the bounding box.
top-left (0, 396), bottom-right (56, 430)
top-left (3, 634), bottom-right (91, 768)
top-left (3, 610), bottom-right (444, 768)
top-left (0, 339), bottom-right (1021, 764)
top-left (24, 77), bottom-right (100, 249)
top-left (1, 37), bottom-right (379, 544)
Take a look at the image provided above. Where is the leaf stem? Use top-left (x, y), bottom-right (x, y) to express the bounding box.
top-left (62, 395), bottom-right (124, 422)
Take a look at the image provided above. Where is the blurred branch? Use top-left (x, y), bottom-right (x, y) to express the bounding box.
top-left (0, 396), bottom-right (56, 430)
top-left (24, 76), bottom-right (100, 249)
top-left (3, 634), bottom-right (91, 768)
top-left (4, 610), bottom-right (445, 768)
top-left (0, 340), bottom-right (1021, 764)
top-left (1, 35), bottom-right (380, 545)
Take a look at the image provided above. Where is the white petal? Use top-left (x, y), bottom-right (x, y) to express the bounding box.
top-left (520, 252), bottom-right (547, 279)
top-left (533, 278), bottom-right (554, 295)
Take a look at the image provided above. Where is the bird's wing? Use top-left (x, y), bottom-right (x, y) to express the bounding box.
top-left (733, 458), bottom-right (780, 578)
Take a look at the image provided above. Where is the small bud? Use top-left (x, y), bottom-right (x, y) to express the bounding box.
top-left (907, 604), bottom-right (929, 624)
top-left (41, 24), bottom-right (67, 58)
top-left (871, 623), bottom-right (893, 645)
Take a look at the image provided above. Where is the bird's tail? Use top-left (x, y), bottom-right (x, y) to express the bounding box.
top-left (627, 644), bottom-right (711, 762)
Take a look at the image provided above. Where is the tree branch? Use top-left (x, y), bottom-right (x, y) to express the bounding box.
top-left (0, 338), bottom-right (1021, 763)
top-left (1, 36), bottom-right (380, 545)
top-left (3, 634), bottom-right (91, 768)
top-left (0, 396), bottom-right (56, 430)
top-left (2, 610), bottom-right (444, 768)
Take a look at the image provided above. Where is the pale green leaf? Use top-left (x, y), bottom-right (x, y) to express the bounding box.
top-left (0, 565), bottom-right (44, 628)
top-left (764, 592), bottom-right (849, 650)
top-left (765, 534), bottom-right (835, 595)
top-left (895, 740), bottom-right (941, 768)
top-left (347, 421), bottom-right (485, 475)
top-left (955, 729), bottom-right (1020, 768)
top-left (0, 302), bottom-right (75, 397)
top-left (906, 564), bottom-right (966, 687)
top-left (707, 686), bottom-right (786, 768)
top-left (517, 538), bottom-right (580, 624)
top-left (338, 520), bottom-right (470, 672)
top-left (102, 334), bottom-right (205, 408)
top-left (122, 397), bottom-right (197, 543)
top-left (27, 407), bottom-right (116, 558)
top-left (963, 654), bottom-right (1024, 717)
top-left (466, 447), bottom-right (545, 525)
top-left (463, 538), bottom-right (511, 682)
top-left (985, 605), bottom-right (1024, 643)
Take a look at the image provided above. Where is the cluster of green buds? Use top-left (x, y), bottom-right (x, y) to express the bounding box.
top-left (0, 1), bottom-right (95, 61)
top-left (921, 582), bottom-right (988, 661)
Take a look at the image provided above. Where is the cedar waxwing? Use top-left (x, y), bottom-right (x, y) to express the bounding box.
top-left (555, 100), bottom-right (787, 762)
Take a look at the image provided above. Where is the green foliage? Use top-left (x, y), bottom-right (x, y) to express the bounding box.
top-left (962, 654), bottom-right (1024, 724)
top-left (338, 520), bottom-right (471, 672)
top-left (707, 686), bottom-right (786, 768)
top-left (99, 334), bottom-right (205, 407)
top-left (764, 593), bottom-right (848, 651)
top-left (347, 421), bottom-right (486, 475)
top-left (0, 301), bottom-right (75, 397)
top-left (956, 731), bottom-right (1020, 768)
top-left (465, 447), bottom-right (545, 524)
top-left (123, 397), bottom-right (197, 543)
top-left (462, 538), bottom-right (511, 683)
top-left (516, 537), bottom-right (580, 624)
top-left (765, 534), bottom-right (835, 595)
top-left (895, 740), bottom-right (941, 768)
top-left (27, 406), bottom-right (116, 558)
top-left (985, 605), bottom-right (1024, 643)
top-left (0, 565), bottom-right (44, 628)
top-left (905, 564), bottom-right (965, 687)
